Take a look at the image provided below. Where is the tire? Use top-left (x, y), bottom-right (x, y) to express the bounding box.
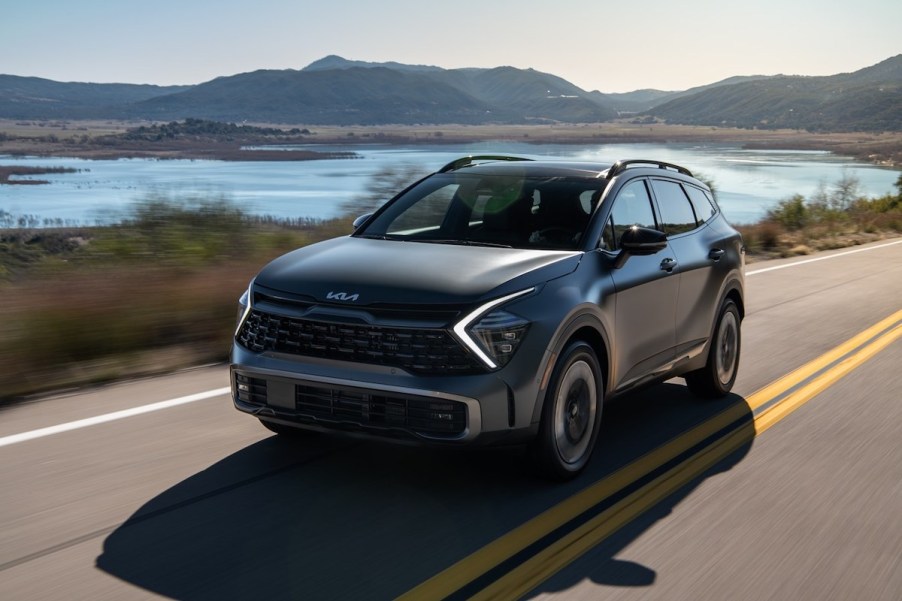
top-left (259, 418), bottom-right (308, 438)
top-left (530, 341), bottom-right (604, 480)
top-left (685, 299), bottom-right (741, 398)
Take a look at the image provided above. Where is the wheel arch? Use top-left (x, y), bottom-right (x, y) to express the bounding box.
top-left (530, 310), bottom-right (611, 425)
top-left (683, 276), bottom-right (745, 376)
top-left (724, 281), bottom-right (745, 320)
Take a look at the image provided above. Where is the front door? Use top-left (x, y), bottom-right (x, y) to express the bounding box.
top-left (602, 179), bottom-right (679, 390)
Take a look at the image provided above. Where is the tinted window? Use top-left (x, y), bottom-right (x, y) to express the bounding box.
top-left (603, 179), bottom-right (657, 250)
top-left (360, 173), bottom-right (603, 250)
top-left (651, 179), bottom-right (697, 236)
top-left (684, 185), bottom-right (716, 224)
top-left (385, 183), bottom-right (458, 234)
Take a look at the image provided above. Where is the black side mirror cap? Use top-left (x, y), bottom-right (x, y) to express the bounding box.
top-left (614, 226), bottom-right (667, 269)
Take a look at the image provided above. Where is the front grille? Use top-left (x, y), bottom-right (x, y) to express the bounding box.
top-left (234, 373), bottom-right (468, 438)
top-left (295, 383), bottom-right (467, 437)
top-left (236, 309), bottom-right (482, 374)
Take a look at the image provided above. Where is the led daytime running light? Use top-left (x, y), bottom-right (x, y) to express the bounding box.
top-left (235, 281), bottom-right (254, 337)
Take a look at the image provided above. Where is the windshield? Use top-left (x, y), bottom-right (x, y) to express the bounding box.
top-left (355, 173), bottom-right (604, 250)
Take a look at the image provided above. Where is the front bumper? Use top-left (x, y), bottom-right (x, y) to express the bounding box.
top-left (231, 364), bottom-right (483, 442)
top-left (230, 340), bottom-right (545, 446)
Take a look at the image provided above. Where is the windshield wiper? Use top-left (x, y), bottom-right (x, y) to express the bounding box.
top-left (419, 239), bottom-right (513, 249)
top-left (355, 233), bottom-right (403, 240)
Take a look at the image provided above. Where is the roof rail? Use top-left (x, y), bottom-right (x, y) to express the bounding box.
top-left (438, 155), bottom-right (533, 173)
top-left (606, 159), bottom-right (693, 179)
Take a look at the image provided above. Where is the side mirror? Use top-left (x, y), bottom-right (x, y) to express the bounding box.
top-left (614, 226), bottom-right (667, 268)
top-left (352, 213), bottom-right (373, 231)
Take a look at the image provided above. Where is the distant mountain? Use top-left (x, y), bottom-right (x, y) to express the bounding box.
top-left (131, 67), bottom-right (494, 124)
top-left (0, 75), bottom-right (190, 119)
top-left (835, 54), bottom-right (902, 84)
top-left (303, 55), bottom-right (444, 73)
top-left (645, 55), bottom-right (902, 132)
top-left (604, 76), bottom-right (776, 113)
top-left (423, 66), bottom-right (616, 122)
top-left (0, 55), bottom-right (899, 131)
top-left (602, 89), bottom-right (678, 113)
top-left (130, 59), bottom-right (617, 124)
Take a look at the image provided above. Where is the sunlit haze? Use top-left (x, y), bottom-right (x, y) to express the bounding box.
top-left (3, 0), bottom-right (900, 92)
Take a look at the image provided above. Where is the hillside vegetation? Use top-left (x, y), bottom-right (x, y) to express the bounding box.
top-left (646, 55), bottom-right (902, 132)
top-left (0, 74), bottom-right (189, 119)
top-left (1, 55), bottom-right (899, 131)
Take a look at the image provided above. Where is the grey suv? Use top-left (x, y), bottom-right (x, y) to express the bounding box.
top-left (231, 156), bottom-right (744, 479)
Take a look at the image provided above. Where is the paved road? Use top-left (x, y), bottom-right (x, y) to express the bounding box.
top-left (1, 239), bottom-right (900, 600)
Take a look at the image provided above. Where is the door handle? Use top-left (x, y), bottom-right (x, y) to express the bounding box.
top-left (660, 258), bottom-right (677, 272)
top-left (708, 248), bottom-right (725, 261)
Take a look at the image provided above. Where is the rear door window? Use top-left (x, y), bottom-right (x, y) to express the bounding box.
top-left (651, 179), bottom-right (697, 236)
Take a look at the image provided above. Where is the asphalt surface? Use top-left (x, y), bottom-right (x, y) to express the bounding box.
top-left (1, 238), bottom-right (900, 601)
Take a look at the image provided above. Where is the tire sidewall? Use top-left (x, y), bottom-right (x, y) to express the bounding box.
top-left (711, 300), bottom-right (741, 395)
top-left (535, 341), bottom-right (603, 478)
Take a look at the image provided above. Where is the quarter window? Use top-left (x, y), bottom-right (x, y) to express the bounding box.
top-left (651, 179), bottom-right (697, 236)
top-left (684, 185), bottom-right (716, 224)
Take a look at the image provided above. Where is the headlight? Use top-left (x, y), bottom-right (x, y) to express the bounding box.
top-left (470, 310), bottom-right (530, 368)
top-left (453, 288), bottom-right (534, 370)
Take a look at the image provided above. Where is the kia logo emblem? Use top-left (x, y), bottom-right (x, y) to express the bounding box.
top-left (326, 291), bottom-right (360, 302)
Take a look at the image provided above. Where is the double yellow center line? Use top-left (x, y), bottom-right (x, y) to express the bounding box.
top-left (399, 309), bottom-right (902, 600)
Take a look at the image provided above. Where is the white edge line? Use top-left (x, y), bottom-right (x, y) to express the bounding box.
top-left (0, 387), bottom-right (231, 448)
top-left (747, 239), bottom-right (902, 276)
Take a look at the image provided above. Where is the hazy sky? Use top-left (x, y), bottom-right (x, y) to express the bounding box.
top-left (3, 0), bottom-right (900, 92)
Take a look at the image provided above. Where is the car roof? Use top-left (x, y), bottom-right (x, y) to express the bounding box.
top-left (439, 156), bottom-right (700, 184)
top-left (438, 158), bottom-right (606, 181)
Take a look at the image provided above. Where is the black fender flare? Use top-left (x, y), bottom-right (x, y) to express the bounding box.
top-left (530, 306), bottom-right (612, 425)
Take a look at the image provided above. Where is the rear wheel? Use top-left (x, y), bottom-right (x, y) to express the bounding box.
top-left (530, 341), bottom-right (603, 480)
top-left (685, 299), bottom-right (741, 398)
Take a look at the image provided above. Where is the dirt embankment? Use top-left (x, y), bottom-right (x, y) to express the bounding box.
top-left (0, 138), bottom-right (358, 162)
top-left (0, 166), bottom-right (79, 185)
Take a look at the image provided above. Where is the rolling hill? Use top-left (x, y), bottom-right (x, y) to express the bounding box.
top-left (0, 54), bottom-right (899, 131)
top-left (645, 55), bottom-right (902, 132)
top-left (0, 75), bottom-right (189, 119)
top-left (130, 59), bottom-right (618, 124)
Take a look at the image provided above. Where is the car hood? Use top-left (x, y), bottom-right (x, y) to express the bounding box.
top-left (253, 236), bottom-right (582, 307)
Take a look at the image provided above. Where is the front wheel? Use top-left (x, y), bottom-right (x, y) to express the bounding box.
top-left (530, 341), bottom-right (603, 480)
top-left (685, 299), bottom-right (741, 398)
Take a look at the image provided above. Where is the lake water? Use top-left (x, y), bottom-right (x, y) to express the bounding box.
top-left (1, 142), bottom-right (899, 226)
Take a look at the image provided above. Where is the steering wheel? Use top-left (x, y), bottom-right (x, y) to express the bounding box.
top-left (532, 227), bottom-right (576, 244)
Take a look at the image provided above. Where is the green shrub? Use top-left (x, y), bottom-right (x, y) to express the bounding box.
top-left (766, 195), bottom-right (808, 230)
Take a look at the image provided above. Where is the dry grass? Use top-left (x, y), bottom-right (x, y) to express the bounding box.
top-left (0, 196), bottom-right (356, 401)
top-left (0, 264), bottom-right (256, 398)
top-left (737, 222), bottom-right (901, 261)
